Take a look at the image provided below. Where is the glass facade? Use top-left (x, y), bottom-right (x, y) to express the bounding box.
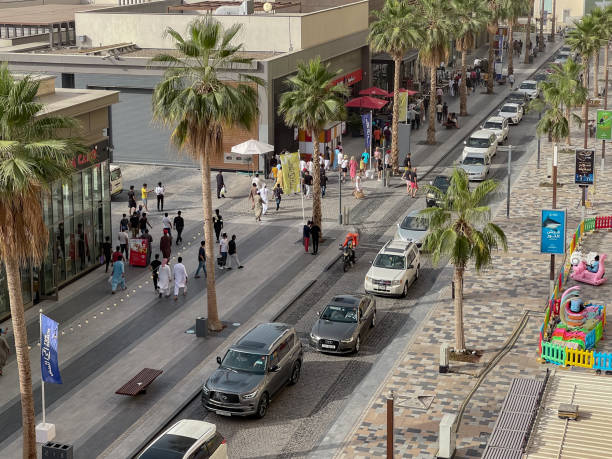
top-left (0, 141), bottom-right (112, 321)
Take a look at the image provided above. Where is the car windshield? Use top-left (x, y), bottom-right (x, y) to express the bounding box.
top-left (432, 176), bottom-right (450, 192)
top-left (320, 304), bottom-right (358, 323)
top-left (139, 434), bottom-right (195, 459)
top-left (520, 82), bottom-right (536, 90)
top-left (373, 253), bottom-right (406, 270)
top-left (463, 156), bottom-right (485, 165)
top-left (466, 137), bottom-right (489, 148)
top-left (500, 105), bottom-right (516, 113)
top-left (222, 350), bottom-right (267, 374)
top-left (483, 121), bottom-right (502, 130)
top-left (400, 216), bottom-right (428, 231)
top-left (110, 169), bottom-right (121, 181)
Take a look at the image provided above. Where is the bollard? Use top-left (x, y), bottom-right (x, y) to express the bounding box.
top-left (437, 414), bottom-right (457, 458)
top-left (439, 343), bottom-right (450, 373)
top-left (386, 391), bottom-right (394, 459)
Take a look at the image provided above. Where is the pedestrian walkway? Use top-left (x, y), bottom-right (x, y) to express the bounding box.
top-left (320, 41), bottom-right (612, 459)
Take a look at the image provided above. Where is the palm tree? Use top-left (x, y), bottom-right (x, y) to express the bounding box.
top-left (485, 0), bottom-right (505, 94)
top-left (503, 0), bottom-right (529, 77)
top-left (602, 5), bottom-right (612, 109)
top-left (452, 0), bottom-right (489, 116)
top-left (278, 57), bottom-right (348, 233)
top-left (420, 168), bottom-right (507, 351)
top-left (524, 0), bottom-right (534, 64)
top-left (590, 8), bottom-right (607, 99)
top-left (369, 0), bottom-right (421, 171)
top-left (152, 17), bottom-right (261, 331)
top-left (0, 64), bottom-right (81, 459)
top-left (418, 0), bottom-right (453, 144)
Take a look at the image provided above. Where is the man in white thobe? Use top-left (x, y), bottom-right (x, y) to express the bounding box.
top-left (259, 183), bottom-right (269, 215)
top-left (173, 257), bottom-right (188, 300)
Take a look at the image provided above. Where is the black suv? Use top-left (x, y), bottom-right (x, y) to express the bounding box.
top-left (504, 91), bottom-right (529, 108)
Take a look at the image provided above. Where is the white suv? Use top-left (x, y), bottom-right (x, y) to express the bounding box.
top-left (517, 79), bottom-right (540, 99)
top-left (481, 116), bottom-right (509, 144)
top-left (462, 129), bottom-right (498, 162)
top-left (364, 240), bottom-right (420, 297)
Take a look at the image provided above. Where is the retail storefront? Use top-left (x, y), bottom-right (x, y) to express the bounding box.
top-left (0, 140), bottom-right (112, 321)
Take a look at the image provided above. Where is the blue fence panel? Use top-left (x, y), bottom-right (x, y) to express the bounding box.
top-left (593, 352), bottom-right (612, 371)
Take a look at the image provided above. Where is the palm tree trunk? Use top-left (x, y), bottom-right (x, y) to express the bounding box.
top-left (605, 42), bottom-right (609, 110)
top-left (524, 9), bottom-right (532, 65)
top-left (200, 150), bottom-right (222, 331)
top-left (593, 51), bottom-right (599, 98)
top-left (566, 106), bottom-right (572, 146)
top-left (487, 27), bottom-right (495, 94)
top-left (459, 48), bottom-right (468, 116)
top-left (508, 22), bottom-right (514, 76)
top-left (427, 66), bottom-right (437, 144)
top-left (453, 266), bottom-right (466, 351)
top-left (582, 55), bottom-right (589, 149)
top-left (311, 131), bottom-right (323, 234)
top-left (4, 256), bottom-right (36, 459)
top-left (391, 56), bottom-right (401, 172)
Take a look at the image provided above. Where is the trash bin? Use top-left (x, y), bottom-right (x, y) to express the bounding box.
top-left (42, 442), bottom-right (73, 459)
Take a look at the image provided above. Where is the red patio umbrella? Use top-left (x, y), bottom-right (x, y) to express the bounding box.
top-left (359, 86), bottom-right (391, 97)
top-left (345, 96), bottom-right (389, 110)
top-left (398, 88), bottom-right (419, 96)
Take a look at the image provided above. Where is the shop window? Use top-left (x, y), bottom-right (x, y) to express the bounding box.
top-left (92, 165), bottom-right (101, 204)
top-left (62, 180), bottom-right (73, 218)
top-left (74, 215), bottom-right (85, 273)
top-left (83, 169), bottom-right (92, 210)
top-left (63, 217), bottom-right (75, 278)
top-left (52, 182), bottom-right (63, 223)
top-left (72, 172), bottom-right (82, 215)
top-left (82, 211), bottom-right (94, 267)
top-left (42, 193), bottom-right (52, 227)
top-left (101, 161), bottom-right (109, 202)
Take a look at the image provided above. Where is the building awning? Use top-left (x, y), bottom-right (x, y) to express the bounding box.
top-left (372, 50), bottom-right (419, 63)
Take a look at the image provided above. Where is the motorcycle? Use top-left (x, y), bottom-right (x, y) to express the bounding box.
top-left (340, 244), bottom-right (356, 272)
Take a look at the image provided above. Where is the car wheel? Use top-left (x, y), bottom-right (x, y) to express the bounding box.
top-left (255, 392), bottom-right (269, 419)
top-left (401, 282), bottom-right (408, 298)
top-left (288, 361), bottom-right (301, 385)
top-left (370, 310), bottom-right (376, 328)
top-left (416, 265), bottom-right (420, 280)
top-left (354, 336), bottom-right (361, 354)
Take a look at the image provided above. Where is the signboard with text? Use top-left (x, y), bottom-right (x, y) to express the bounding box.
top-left (575, 148), bottom-right (594, 185)
top-left (540, 209), bottom-right (567, 255)
top-left (129, 238), bottom-right (148, 267)
top-left (596, 110), bottom-right (612, 140)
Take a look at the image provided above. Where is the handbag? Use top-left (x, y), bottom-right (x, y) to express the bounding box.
top-left (220, 185), bottom-right (227, 197)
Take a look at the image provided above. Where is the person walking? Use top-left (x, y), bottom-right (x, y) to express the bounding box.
top-left (227, 235), bottom-right (244, 269)
top-left (216, 170), bottom-right (225, 199)
top-left (157, 259), bottom-right (172, 298)
top-left (260, 183), bottom-right (269, 214)
top-left (162, 212), bottom-right (173, 238)
top-left (411, 167), bottom-right (419, 198)
top-left (112, 245), bottom-right (122, 263)
top-left (139, 212), bottom-right (152, 236)
top-left (213, 209), bottom-right (223, 243)
top-left (195, 241), bottom-right (207, 278)
top-left (373, 126), bottom-right (382, 147)
top-left (155, 182), bottom-right (165, 211)
top-left (219, 233), bottom-right (229, 269)
top-left (119, 213), bottom-right (129, 233)
top-left (173, 257), bottom-right (188, 301)
top-left (303, 220), bottom-right (311, 253)
top-left (110, 255), bottom-right (126, 294)
top-left (142, 229), bottom-right (153, 264)
top-left (303, 171), bottom-right (313, 197)
top-left (160, 229), bottom-right (172, 260)
top-left (402, 167), bottom-right (412, 194)
top-left (349, 156), bottom-right (358, 182)
top-left (324, 147), bottom-right (331, 171)
top-left (436, 101), bottom-right (443, 123)
top-left (118, 230), bottom-right (129, 261)
top-left (249, 183), bottom-right (258, 208)
top-left (442, 102), bottom-right (448, 121)
top-left (253, 191), bottom-right (263, 222)
top-left (141, 183), bottom-right (150, 211)
top-left (127, 185), bottom-right (137, 216)
top-left (508, 73), bottom-right (515, 89)
top-left (310, 221), bottom-right (320, 255)
top-left (129, 212), bottom-right (140, 238)
top-left (320, 171), bottom-right (328, 197)
top-left (102, 236), bottom-right (112, 273)
top-left (174, 210), bottom-right (184, 245)
top-left (273, 182), bottom-right (283, 211)
top-left (0, 328), bottom-right (9, 376)
top-left (150, 253), bottom-right (161, 292)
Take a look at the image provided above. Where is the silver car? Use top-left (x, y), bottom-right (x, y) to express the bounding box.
top-left (309, 294), bottom-right (376, 354)
top-left (202, 323), bottom-right (303, 419)
top-left (395, 210), bottom-right (429, 247)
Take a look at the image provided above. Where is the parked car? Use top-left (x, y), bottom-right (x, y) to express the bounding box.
top-left (395, 210), bottom-right (429, 247)
top-left (517, 79), bottom-right (540, 99)
top-left (309, 294), bottom-right (376, 354)
top-left (533, 72), bottom-right (549, 82)
top-left (364, 240), bottom-right (420, 297)
top-left (426, 175), bottom-right (450, 207)
top-left (462, 129), bottom-right (498, 162)
top-left (138, 420), bottom-right (227, 459)
top-left (497, 103), bottom-right (524, 124)
top-left (504, 91), bottom-right (529, 108)
top-left (202, 323), bottom-right (303, 419)
top-left (481, 116), bottom-right (509, 144)
top-left (459, 152), bottom-right (490, 181)
top-left (554, 51), bottom-right (570, 64)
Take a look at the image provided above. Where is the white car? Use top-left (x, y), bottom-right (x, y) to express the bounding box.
top-left (364, 240), bottom-right (420, 298)
top-left (554, 52), bottom-right (570, 64)
top-left (462, 129), bottom-right (498, 162)
top-left (481, 116), bottom-right (509, 144)
top-left (498, 103), bottom-right (524, 125)
top-left (138, 420), bottom-right (227, 459)
top-left (459, 152), bottom-right (490, 181)
top-left (517, 80), bottom-right (539, 100)
top-left (395, 210), bottom-right (429, 248)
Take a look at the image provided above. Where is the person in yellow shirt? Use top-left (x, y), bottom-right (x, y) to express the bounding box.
top-left (141, 183), bottom-right (151, 211)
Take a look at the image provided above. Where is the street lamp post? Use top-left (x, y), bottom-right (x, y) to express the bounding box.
top-left (537, 111), bottom-right (541, 169)
top-left (550, 144), bottom-right (558, 297)
top-left (338, 166), bottom-right (342, 225)
top-left (507, 144), bottom-right (512, 218)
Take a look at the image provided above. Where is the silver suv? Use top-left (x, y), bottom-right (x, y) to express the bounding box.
top-left (202, 323), bottom-right (303, 419)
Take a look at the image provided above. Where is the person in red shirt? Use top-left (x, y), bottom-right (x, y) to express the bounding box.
top-left (373, 126), bottom-right (382, 147)
top-left (111, 246), bottom-right (122, 263)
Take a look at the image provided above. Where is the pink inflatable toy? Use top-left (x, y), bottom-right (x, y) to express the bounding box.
top-left (571, 254), bottom-right (607, 286)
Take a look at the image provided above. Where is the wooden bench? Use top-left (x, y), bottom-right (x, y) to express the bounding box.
top-left (115, 368), bottom-right (163, 396)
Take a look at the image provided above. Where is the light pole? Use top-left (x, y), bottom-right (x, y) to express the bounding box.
top-left (338, 166), bottom-right (342, 225)
top-left (498, 145), bottom-right (513, 218)
top-left (550, 144), bottom-right (558, 297)
top-left (537, 110), bottom-right (541, 169)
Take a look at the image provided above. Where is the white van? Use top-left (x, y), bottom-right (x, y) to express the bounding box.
top-left (110, 165), bottom-right (123, 197)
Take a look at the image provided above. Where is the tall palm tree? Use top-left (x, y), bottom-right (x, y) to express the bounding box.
top-left (602, 5), bottom-right (612, 109)
top-left (452, 0), bottom-right (489, 116)
top-left (485, 0), bottom-right (504, 94)
top-left (278, 57), bottom-right (348, 234)
top-left (568, 16), bottom-right (600, 147)
top-left (369, 0), bottom-right (421, 171)
top-left (590, 8), bottom-right (607, 98)
top-left (152, 17), bottom-right (261, 331)
top-left (418, 0), bottom-right (453, 144)
top-left (503, 0), bottom-right (529, 76)
top-left (0, 64), bottom-right (81, 459)
top-left (524, 0), bottom-right (534, 64)
top-left (420, 168), bottom-right (507, 351)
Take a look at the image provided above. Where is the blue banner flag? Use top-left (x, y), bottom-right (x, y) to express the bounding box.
top-left (40, 314), bottom-right (62, 384)
top-left (540, 209), bottom-right (566, 255)
top-left (361, 113), bottom-right (372, 150)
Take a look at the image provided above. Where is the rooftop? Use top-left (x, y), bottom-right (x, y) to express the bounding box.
top-left (0, 4), bottom-right (104, 26)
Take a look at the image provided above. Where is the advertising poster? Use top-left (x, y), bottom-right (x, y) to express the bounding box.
top-left (540, 209), bottom-right (567, 255)
top-left (398, 92), bottom-right (408, 123)
top-left (575, 148), bottom-right (594, 185)
top-left (280, 152), bottom-right (301, 194)
top-left (129, 238), bottom-right (148, 267)
top-left (361, 113), bottom-right (372, 149)
top-left (596, 110), bottom-right (612, 140)
top-left (40, 314), bottom-right (62, 384)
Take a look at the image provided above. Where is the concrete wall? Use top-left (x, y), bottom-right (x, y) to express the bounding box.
top-left (300, 1), bottom-right (368, 50)
top-left (0, 0), bottom-right (82, 8)
top-left (533, 0), bottom-right (584, 31)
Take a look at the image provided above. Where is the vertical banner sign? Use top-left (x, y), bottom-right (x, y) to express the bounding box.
top-left (398, 92), bottom-right (408, 122)
top-left (40, 314), bottom-right (62, 384)
top-left (129, 238), bottom-right (148, 267)
top-left (280, 152), bottom-right (301, 194)
top-left (361, 113), bottom-right (372, 150)
top-left (540, 209), bottom-right (567, 255)
top-left (596, 110), bottom-right (612, 140)
top-left (575, 148), bottom-right (595, 185)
